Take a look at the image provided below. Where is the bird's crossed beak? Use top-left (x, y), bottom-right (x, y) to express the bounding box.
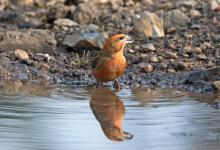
top-left (125, 35), bottom-right (133, 44)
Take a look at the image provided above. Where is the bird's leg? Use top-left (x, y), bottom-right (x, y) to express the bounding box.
top-left (113, 79), bottom-right (121, 90)
top-left (143, 35), bottom-right (149, 43)
top-left (95, 81), bottom-right (103, 88)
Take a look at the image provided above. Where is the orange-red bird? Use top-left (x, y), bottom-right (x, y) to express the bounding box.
top-left (91, 34), bottom-right (133, 89)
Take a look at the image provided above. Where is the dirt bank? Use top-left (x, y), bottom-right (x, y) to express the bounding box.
top-left (0, 0), bottom-right (219, 94)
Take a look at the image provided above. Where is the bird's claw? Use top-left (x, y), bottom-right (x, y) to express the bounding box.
top-left (94, 82), bottom-right (103, 88)
top-left (113, 80), bottom-right (121, 90)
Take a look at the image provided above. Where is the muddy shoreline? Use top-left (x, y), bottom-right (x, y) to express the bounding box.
top-left (0, 0), bottom-right (220, 94)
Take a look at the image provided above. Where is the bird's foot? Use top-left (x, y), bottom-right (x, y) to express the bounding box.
top-left (113, 79), bottom-right (122, 90)
top-left (94, 82), bottom-right (103, 88)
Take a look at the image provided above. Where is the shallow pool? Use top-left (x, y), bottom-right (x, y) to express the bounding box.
top-left (0, 81), bottom-right (220, 150)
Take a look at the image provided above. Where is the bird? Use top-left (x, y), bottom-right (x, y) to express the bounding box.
top-left (91, 34), bottom-right (133, 89)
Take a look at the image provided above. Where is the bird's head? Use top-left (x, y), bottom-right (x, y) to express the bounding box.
top-left (103, 34), bottom-right (133, 54)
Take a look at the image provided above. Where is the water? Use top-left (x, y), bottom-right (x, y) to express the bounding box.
top-left (0, 81), bottom-right (220, 150)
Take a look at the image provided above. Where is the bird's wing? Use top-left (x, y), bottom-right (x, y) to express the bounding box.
top-left (91, 52), bottom-right (111, 70)
top-left (91, 55), bottom-right (99, 69)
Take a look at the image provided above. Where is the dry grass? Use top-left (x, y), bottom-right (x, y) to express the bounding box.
top-left (71, 50), bottom-right (91, 66)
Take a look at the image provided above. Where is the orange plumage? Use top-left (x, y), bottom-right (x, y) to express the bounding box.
top-left (91, 34), bottom-right (133, 89)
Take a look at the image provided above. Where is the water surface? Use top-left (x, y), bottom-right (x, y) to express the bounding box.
top-left (0, 81), bottom-right (220, 150)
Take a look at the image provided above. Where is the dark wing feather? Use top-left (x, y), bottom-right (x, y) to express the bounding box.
top-left (91, 51), bottom-right (112, 69)
top-left (91, 56), bottom-right (99, 69)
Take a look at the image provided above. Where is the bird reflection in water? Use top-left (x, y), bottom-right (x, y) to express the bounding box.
top-left (90, 88), bottom-right (133, 142)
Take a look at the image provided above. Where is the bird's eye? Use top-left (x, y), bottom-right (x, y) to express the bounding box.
top-left (119, 36), bottom-right (125, 40)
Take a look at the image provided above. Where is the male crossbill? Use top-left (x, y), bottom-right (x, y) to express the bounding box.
top-left (91, 34), bottom-right (133, 89)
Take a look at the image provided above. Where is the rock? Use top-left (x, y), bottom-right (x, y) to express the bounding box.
top-left (69, 5), bottom-right (76, 15)
top-left (122, 0), bottom-right (134, 6)
top-left (17, 0), bottom-right (33, 6)
top-left (215, 48), bottom-right (220, 58)
top-left (191, 24), bottom-right (201, 29)
top-left (153, 63), bottom-right (168, 70)
top-left (47, 3), bottom-right (69, 21)
top-left (167, 68), bottom-right (176, 73)
top-left (175, 0), bottom-right (197, 8)
top-left (178, 46), bottom-right (191, 55)
top-left (174, 61), bottom-right (188, 71)
top-left (126, 53), bottom-right (139, 64)
top-left (54, 18), bottom-right (78, 27)
top-left (183, 54), bottom-right (189, 58)
top-left (138, 63), bottom-right (153, 73)
top-left (214, 35), bottom-right (220, 42)
top-left (34, 0), bottom-right (45, 7)
top-left (133, 11), bottom-right (164, 39)
top-left (134, 45), bottom-right (141, 50)
top-left (33, 53), bottom-right (50, 62)
top-left (140, 53), bottom-right (148, 62)
top-left (185, 34), bottom-right (193, 38)
top-left (159, 2), bottom-right (173, 9)
top-left (15, 49), bottom-right (29, 61)
top-left (0, 54), bottom-right (10, 65)
top-left (160, 63), bottom-right (168, 69)
top-left (170, 59), bottom-right (175, 62)
top-left (33, 55), bottom-right (45, 61)
top-left (0, 68), bottom-right (10, 79)
top-left (46, 0), bottom-right (66, 6)
top-left (0, 29), bottom-right (57, 55)
top-left (63, 32), bottom-right (106, 49)
top-left (141, 43), bottom-right (156, 52)
top-left (0, 0), bottom-right (10, 11)
top-left (164, 51), bottom-right (178, 59)
top-left (187, 67), bottom-right (220, 83)
top-left (149, 56), bottom-right (158, 63)
top-left (96, 0), bottom-right (118, 4)
top-left (25, 17), bottom-right (43, 28)
top-left (213, 17), bottom-right (218, 24)
top-left (163, 9), bottom-right (190, 30)
top-left (141, 0), bottom-right (154, 5)
top-left (80, 24), bottom-right (101, 32)
top-left (177, 47), bottom-right (187, 56)
top-left (144, 64), bottom-right (153, 73)
top-left (0, 9), bottom-right (23, 26)
top-left (127, 48), bottom-right (135, 54)
top-left (25, 59), bottom-right (33, 65)
top-left (217, 59), bottom-right (220, 65)
top-left (71, 1), bottom-right (99, 24)
top-left (192, 47), bottom-right (203, 54)
top-left (207, 61), bottom-right (215, 68)
top-left (203, 42), bottom-right (212, 48)
top-left (15, 0), bottom-right (45, 6)
top-left (197, 54), bottom-right (207, 60)
top-left (166, 27), bottom-right (176, 33)
top-left (44, 54), bottom-right (51, 63)
top-left (39, 63), bottom-right (50, 71)
top-left (157, 56), bottom-right (163, 62)
top-left (189, 9), bottom-right (201, 17)
top-left (213, 81), bottom-right (220, 90)
top-left (210, 0), bottom-right (220, 11)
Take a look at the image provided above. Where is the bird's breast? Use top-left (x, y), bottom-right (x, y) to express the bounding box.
top-left (92, 54), bottom-right (126, 82)
top-left (113, 55), bottom-right (126, 77)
